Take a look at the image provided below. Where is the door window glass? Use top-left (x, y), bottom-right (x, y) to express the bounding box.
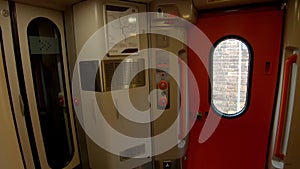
top-left (27, 17), bottom-right (74, 168)
top-left (211, 37), bottom-right (251, 117)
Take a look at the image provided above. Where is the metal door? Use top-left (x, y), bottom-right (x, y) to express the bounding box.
top-left (10, 3), bottom-right (80, 168)
top-left (186, 8), bottom-right (283, 169)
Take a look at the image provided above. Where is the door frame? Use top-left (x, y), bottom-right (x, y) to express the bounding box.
top-left (0, 2), bottom-right (24, 168)
top-left (1, 1), bottom-right (36, 168)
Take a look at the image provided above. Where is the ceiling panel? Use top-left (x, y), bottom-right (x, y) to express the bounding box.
top-left (13, 0), bottom-right (85, 10)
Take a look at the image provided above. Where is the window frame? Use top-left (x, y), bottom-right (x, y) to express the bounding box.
top-left (209, 35), bottom-right (253, 118)
top-left (27, 17), bottom-right (75, 168)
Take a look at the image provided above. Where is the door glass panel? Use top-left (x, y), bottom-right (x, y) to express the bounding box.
top-left (27, 17), bottom-right (74, 168)
top-left (211, 38), bottom-right (251, 117)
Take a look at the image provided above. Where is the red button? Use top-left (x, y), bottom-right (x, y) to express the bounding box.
top-left (159, 97), bottom-right (168, 108)
top-left (158, 80), bottom-right (168, 90)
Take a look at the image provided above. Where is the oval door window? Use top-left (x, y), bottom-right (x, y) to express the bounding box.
top-left (27, 17), bottom-right (74, 168)
top-left (211, 37), bottom-right (251, 117)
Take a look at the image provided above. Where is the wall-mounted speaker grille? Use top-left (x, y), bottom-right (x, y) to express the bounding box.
top-left (102, 59), bottom-right (145, 91)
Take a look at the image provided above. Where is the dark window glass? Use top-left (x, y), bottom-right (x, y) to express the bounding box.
top-left (27, 17), bottom-right (74, 168)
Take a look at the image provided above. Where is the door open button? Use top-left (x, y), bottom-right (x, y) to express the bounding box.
top-left (158, 80), bottom-right (168, 90)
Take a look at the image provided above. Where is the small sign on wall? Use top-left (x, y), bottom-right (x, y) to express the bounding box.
top-left (105, 5), bottom-right (140, 56)
top-left (29, 36), bottom-right (60, 54)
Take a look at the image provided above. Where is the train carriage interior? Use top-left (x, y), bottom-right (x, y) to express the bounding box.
top-left (1, 0), bottom-right (300, 169)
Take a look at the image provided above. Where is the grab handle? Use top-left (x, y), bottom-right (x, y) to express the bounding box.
top-left (274, 54), bottom-right (297, 160)
top-left (179, 59), bottom-right (186, 139)
top-left (178, 49), bottom-right (187, 140)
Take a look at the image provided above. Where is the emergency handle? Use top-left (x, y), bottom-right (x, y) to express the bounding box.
top-left (274, 54), bottom-right (297, 160)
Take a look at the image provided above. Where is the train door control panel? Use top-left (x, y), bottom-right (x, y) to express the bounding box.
top-left (156, 52), bottom-right (170, 109)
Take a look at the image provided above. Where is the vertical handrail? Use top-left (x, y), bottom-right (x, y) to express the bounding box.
top-left (178, 57), bottom-right (186, 140)
top-left (274, 54), bottom-right (297, 160)
top-left (178, 50), bottom-right (187, 140)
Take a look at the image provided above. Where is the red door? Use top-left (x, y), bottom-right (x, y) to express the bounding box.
top-left (186, 9), bottom-right (283, 169)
